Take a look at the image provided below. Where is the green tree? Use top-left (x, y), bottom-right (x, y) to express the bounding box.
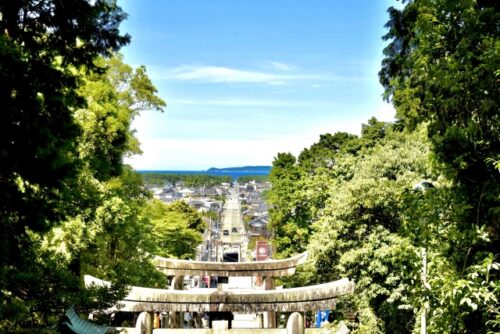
top-left (26, 52), bottom-right (166, 327)
top-left (268, 152), bottom-right (311, 257)
top-left (307, 128), bottom-right (432, 333)
top-left (298, 132), bottom-right (360, 172)
top-left (164, 200), bottom-right (206, 233)
top-left (143, 200), bottom-right (203, 259)
top-left (0, 0), bottom-right (130, 330)
top-left (77, 170), bottom-right (165, 287)
top-left (400, 180), bottom-right (499, 333)
top-left (380, 0), bottom-right (499, 244)
top-left (269, 119), bottom-right (391, 260)
top-left (50, 53), bottom-right (166, 285)
top-left (0, 0), bottom-right (130, 252)
top-left (76, 54), bottom-right (165, 179)
top-left (380, 1), bottom-right (500, 332)
top-left (140, 173), bottom-right (232, 187)
top-left (42, 52), bottom-right (167, 292)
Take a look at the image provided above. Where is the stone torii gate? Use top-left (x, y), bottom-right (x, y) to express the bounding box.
top-left (85, 275), bottom-right (354, 313)
top-left (153, 251), bottom-right (309, 277)
top-left (154, 252), bottom-right (310, 328)
top-left (84, 251), bottom-right (355, 333)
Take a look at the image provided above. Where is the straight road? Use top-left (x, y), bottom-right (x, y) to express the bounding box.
top-left (217, 183), bottom-right (249, 262)
top-left (220, 184), bottom-right (243, 244)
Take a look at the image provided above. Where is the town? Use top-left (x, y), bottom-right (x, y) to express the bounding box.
top-left (144, 175), bottom-right (272, 263)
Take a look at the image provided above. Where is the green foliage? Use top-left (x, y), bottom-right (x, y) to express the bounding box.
top-left (380, 0), bottom-right (499, 247)
top-left (269, 119), bottom-right (395, 259)
top-left (142, 200), bottom-right (203, 259)
top-left (141, 172), bottom-right (232, 187)
top-left (82, 179), bottom-right (164, 286)
top-left (39, 53), bottom-right (167, 292)
top-left (0, 1), bottom-right (172, 328)
top-left (270, 113), bottom-right (498, 333)
top-left (307, 129), bottom-right (431, 332)
top-left (270, 125), bottom-right (454, 332)
top-left (377, 1), bottom-right (499, 332)
top-left (0, 0), bottom-right (130, 237)
top-left (270, 2), bottom-right (500, 331)
top-left (268, 152), bottom-right (310, 257)
top-left (0, 0), bottom-right (135, 331)
top-left (76, 54), bottom-right (165, 179)
top-left (272, 8), bottom-right (499, 331)
top-left (163, 200), bottom-right (205, 233)
top-left (298, 131), bottom-right (360, 172)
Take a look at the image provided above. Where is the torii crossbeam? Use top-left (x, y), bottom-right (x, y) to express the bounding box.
top-left (153, 252), bottom-right (308, 277)
top-left (85, 275), bottom-right (354, 313)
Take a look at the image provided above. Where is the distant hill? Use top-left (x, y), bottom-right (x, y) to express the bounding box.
top-left (207, 166), bottom-right (272, 173)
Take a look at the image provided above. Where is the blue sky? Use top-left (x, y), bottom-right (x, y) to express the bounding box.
top-left (120, 0), bottom-right (399, 170)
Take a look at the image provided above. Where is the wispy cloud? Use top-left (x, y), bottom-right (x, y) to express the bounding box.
top-left (267, 61), bottom-right (296, 72)
top-left (159, 65), bottom-right (361, 85)
top-left (173, 97), bottom-right (342, 109)
top-left (170, 66), bottom-right (301, 85)
top-left (148, 64), bottom-right (369, 85)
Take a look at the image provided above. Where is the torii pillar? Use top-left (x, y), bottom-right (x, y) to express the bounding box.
top-left (169, 275), bottom-right (184, 328)
top-left (263, 276), bottom-right (277, 328)
top-left (287, 312), bottom-right (304, 334)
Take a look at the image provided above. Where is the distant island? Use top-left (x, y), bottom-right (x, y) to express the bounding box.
top-left (207, 166), bottom-right (271, 173)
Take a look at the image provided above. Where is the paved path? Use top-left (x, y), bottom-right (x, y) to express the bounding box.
top-left (218, 184), bottom-right (247, 261)
top-left (221, 185), bottom-right (242, 243)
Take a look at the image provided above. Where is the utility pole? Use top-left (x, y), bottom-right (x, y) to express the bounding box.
top-left (413, 181), bottom-right (433, 334)
top-left (421, 247), bottom-right (427, 334)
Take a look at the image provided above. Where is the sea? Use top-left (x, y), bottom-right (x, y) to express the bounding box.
top-left (136, 169), bottom-right (270, 180)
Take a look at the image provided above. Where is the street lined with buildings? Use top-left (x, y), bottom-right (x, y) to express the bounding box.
top-left (219, 184), bottom-right (247, 262)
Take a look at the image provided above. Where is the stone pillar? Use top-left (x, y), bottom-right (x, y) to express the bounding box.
top-left (264, 276), bottom-right (275, 290)
top-left (264, 276), bottom-right (276, 328)
top-left (286, 312), bottom-right (304, 334)
top-left (136, 312), bottom-right (152, 334)
top-left (169, 275), bottom-right (184, 328)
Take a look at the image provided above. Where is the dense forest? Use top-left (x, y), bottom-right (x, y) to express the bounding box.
top-left (0, 1), bottom-right (203, 332)
top-left (140, 173), bottom-right (232, 187)
top-left (268, 1), bottom-right (499, 333)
